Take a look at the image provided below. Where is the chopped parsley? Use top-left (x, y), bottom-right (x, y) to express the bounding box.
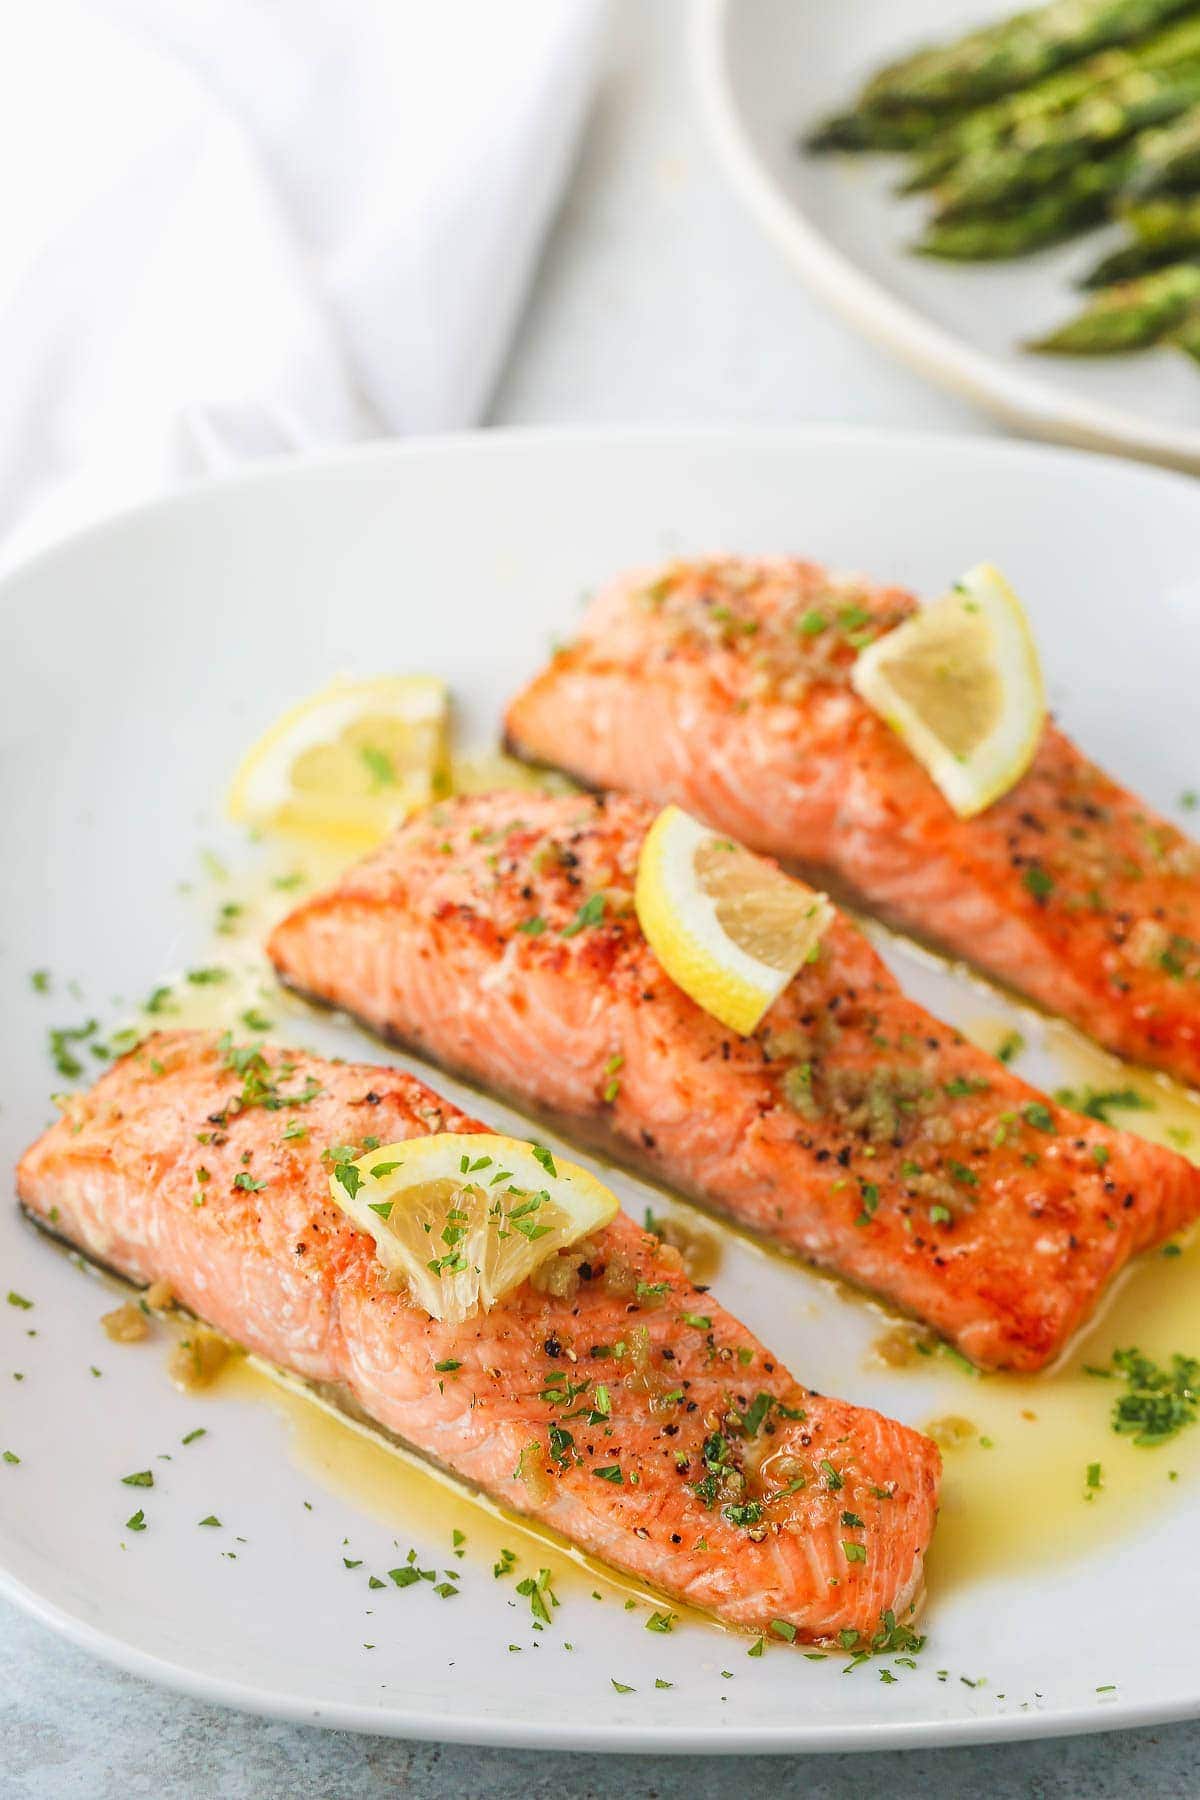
top-left (360, 745), bottom-right (395, 788)
top-left (738, 1392), bottom-right (774, 1437)
top-left (1054, 1085), bottom-right (1151, 1125)
top-left (48, 1018), bottom-right (100, 1079)
top-left (560, 893), bottom-right (606, 938)
top-left (1022, 866), bottom-right (1055, 901)
top-left (334, 1162), bottom-right (365, 1200)
top-left (1104, 1347), bottom-right (1200, 1447)
top-left (854, 1182), bottom-right (879, 1227)
top-left (516, 1567), bottom-right (558, 1625)
top-left (209, 1035), bottom-right (322, 1127)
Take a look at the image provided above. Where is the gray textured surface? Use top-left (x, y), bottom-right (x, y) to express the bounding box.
top-left (7, 2), bottom-right (1198, 1795)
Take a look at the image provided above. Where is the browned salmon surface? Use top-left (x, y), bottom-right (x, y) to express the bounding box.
top-left (503, 557), bottom-right (1200, 1089)
top-left (267, 791), bottom-right (1200, 1372)
top-left (16, 1031), bottom-right (939, 1644)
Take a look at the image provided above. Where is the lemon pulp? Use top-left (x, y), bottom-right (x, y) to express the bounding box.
top-left (329, 1134), bottom-right (620, 1324)
top-left (635, 805), bottom-right (833, 1036)
top-left (851, 563), bottom-right (1046, 819)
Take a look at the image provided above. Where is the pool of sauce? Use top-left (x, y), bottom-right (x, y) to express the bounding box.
top-left (95, 795), bottom-right (1200, 1611)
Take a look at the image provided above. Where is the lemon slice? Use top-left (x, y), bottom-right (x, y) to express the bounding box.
top-left (227, 675), bottom-right (449, 847)
top-left (328, 1134), bottom-right (619, 1324)
top-left (635, 805), bottom-right (834, 1036)
top-left (851, 564), bottom-right (1046, 819)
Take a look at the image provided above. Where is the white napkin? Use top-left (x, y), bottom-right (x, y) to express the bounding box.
top-left (0, 0), bottom-right (607, 568)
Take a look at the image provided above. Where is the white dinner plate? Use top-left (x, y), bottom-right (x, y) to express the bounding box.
top-left (696, 0), bottom-right (1200, 473)
top-left (2, 427), bottom-right (1200, 1753)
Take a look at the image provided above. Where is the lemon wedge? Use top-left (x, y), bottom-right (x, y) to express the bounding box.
top-left (227, 675), bottom-right (449, 847)
top-left (635, 805), bottom-right (834, 1036)
top-left (851, 564), bottom-right (1046, 819)
top-left (328, 1134), bottom-right (619, 1324)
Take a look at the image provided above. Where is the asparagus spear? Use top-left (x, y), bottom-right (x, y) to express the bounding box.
top-left (930, 61), bottom-right (1200, 220)
top-left (804, 105), bottom-right (956, 154)
top-left (918, 152), bottom-right (1134, 257)
top-left (860, 0), bottom-right (1199, 113)
top-left (1122, 98), bottom-right (1200, 189)
top-left (1029, 259), bottom-right (1200, 347)
top-left (1078, 192), bottom-right (1200, 281)
top-left (1174, 302), bottom-right (1200, 354)
top-left (1079, 235), bottom-right (1200, 282)
top-left (1123, 190), bottom-right (1200, 233)
top-left (899, 13), bottom-right (1200, 189)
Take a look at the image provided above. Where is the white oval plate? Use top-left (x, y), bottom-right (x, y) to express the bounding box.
top-left (696, 0), bottom-right (1200, 473)
top-left (2, 428), bottom-right (1200, 1753)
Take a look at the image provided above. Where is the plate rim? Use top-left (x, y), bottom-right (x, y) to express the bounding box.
top-left (9, 1557), bottom-right (1200, 1753)
top-left (693, 0), bottom-right (1200, 478)
top-left (1, 419), bottom-right (1198, 601)
top-left (4, 422), bottom-right (1200, 1754)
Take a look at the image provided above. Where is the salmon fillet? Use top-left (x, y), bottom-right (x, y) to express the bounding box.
top-left (15, 1030), bottom-right (939, 1645)
top-left (267, 790), bottom-right (1200, 1372)
top-left (503, 557), bottom-right (1200, 1089)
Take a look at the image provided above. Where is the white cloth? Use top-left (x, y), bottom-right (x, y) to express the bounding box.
top-left (0, 0), bottom-right (607, 567)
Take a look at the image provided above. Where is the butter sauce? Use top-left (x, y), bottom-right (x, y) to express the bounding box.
top-left (211, 1353), bottom-right (705, 1624)
top-left (123, 821), bottom-right (1200, 1606)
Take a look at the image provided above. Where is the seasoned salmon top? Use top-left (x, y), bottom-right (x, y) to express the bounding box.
top-left (503, 557), bottom-right (1200, 1087)
top-left (16, 1031), bottom-right (939, 1643)
top-left (268, 791), bottom-right (1200, 1370)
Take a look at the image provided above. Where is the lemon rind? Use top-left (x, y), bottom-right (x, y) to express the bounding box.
top-left (636, 806), bottom-right (831, 1036)
top-left (851, 563), bottom-right (1045, 821)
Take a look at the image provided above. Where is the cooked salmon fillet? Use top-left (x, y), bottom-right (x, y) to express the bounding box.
top-left (267, 791), bottom-right (1200, 1372)
top-left (503, 557), bottom-right (1200, 1089)
top-left (16, 1030), bottom-right (939, 1645)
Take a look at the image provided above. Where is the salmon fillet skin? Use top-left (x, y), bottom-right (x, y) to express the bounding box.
top-left (15, 1030), bottom-right (939, 1646)
top-left (267, 791), bottom-right (1200, 1373)
top-left (502, 556), bottom-right (1200, 1090)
